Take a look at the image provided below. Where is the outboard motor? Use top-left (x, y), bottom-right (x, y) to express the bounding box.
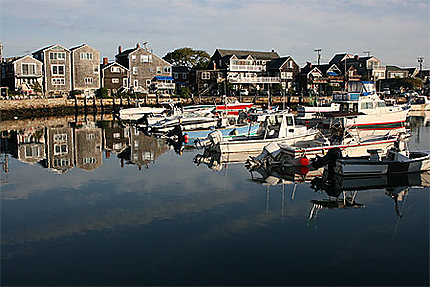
top-left (311, 147), bottom-right (342, 170)
top-left (196, 130), bottom-right (223, 148)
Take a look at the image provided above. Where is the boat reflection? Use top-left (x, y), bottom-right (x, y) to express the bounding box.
top-left (309, 168), bottom-right (430, 220)
top-left (0, 117), bottom-right (180, 173)
top-left (193, 149), bottom-right (258, 171)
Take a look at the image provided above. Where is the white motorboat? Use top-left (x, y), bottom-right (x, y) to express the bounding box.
top-left (197, 111), bottom-right (321, 154)
top-left (409, 94), bottom-right (430, 111)
top-left (118, 106), bottom-right (166, 121)
top-left (322, 81), bottom-right (409, 137)
top-left (334, 148), bottom-right (430, 176)
top-left (297, 102), bottom-right (340, 119)
top-left (246, 132), bottom-right (409, 171)
top-left (147, 112), bottom-right (220, 133)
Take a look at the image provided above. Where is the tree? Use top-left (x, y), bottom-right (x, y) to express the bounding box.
top-left (163, 47), bottom-right (210, 69)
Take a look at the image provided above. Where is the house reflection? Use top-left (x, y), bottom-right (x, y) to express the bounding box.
top-left (119, 126), bottom-right (168, 170)
top-left (0, 118), bottom-right (171, 173)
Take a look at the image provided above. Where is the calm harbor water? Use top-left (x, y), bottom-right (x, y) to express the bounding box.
top-left (1, 113), bottom-right (429, 286)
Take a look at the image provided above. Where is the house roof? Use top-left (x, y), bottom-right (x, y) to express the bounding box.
top-left (116, 47), bottom-right (139, 57)
top-left (216, 49), bottom-right (280, 61)
top-left (101, 61), bottom-right (129, 71)
top-left (32, 44), bottom-right (70, 54)
top-left (172, 66), bottom-right (191, 73)
top-left (266, 56), bottom-right (292, 70)
top-left (386, 65), bottom-right (408, 72)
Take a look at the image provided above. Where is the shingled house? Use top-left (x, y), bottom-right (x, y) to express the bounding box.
top-left (70, 44), bottom-right (100, 96)
top-left (101, 58), bottom-right (129, 95)
top-left (0, 55), bottom-right (43, 95)
top-left (115, 43), bottom-right (173, 94)
top-left (196, 49), bottom-right (282, 96)
top-left (33, 44), bottom-right (72, 96)
top-left (265, 56), bottom-right (300, 90)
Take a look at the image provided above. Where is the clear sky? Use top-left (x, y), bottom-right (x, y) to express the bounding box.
top-left (1, 0), bottom-right (429, 68)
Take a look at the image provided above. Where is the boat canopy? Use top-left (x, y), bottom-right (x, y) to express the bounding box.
top-left (154, 76), bottom-right (174, 81)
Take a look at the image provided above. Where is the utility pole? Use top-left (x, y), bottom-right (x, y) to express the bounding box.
top-left (0, 41), bottom-right (3, 63)
top-left (417, 57), bottom-right (424, 78)
top-left (314, 49), bottom-right (322, 66)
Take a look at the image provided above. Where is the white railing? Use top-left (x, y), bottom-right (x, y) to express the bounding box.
top-left (372, 65), bottom-right (386, 70)
top-left (155, 83), bottom-right (175, 89)
top-left (228, 76), bottom-right (280, 84)
top-left (229, 64), bottom-right (265, 72)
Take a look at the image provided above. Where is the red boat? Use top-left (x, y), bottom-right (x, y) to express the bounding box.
top-left (215, 97), bottom-right (253, 115)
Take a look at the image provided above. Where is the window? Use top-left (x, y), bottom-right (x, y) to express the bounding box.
top-left (52, 78), bottom-right (65, 85)
top-left (25, 145), bottom-right (39, 157)
top-left (49, 52), bottom-right (66, 60)
top-left (112, 78), bottom-right (120, 83)
top-left (123, 78), bottom-right (128, 87)
top-left (113, 133), bottom-right (120, 139)
top-left (54, 158), bottom-right (70, 167)
top-left (52, 65), bottom-right (65, 75)
top-left (80, 52), bottom-right (93, 60)
top-left (163, 66), bottom-right (171, 73)
top-left (288, 61), bottom-right (293, 68)
top-left (148, 55), bottom-right (153, 62)
top-left (133, 80), bottom-right (138, 87)
top-left (201, 72), bottom-right (210, 80)
top-left (360, 102), bottom-right (374, 109)
top-left (84, 77), bottom-right (93, 84)
top-left (133, 67), bottom-right (138, 75)
top-left (54, 133), bottom-right (67, 142)
top-left (173, 73), bottom-right (179, 79)
top-left (156, 67), bottom-right (162, 74)
top-left (131, 55), bottom-right (136, 61)
top-left (86, 133), bottom-right (95, 140)
top-left (182, 73), bottom-right (187, 79)
top-left (141, 55), bottom-right (149, 62)
top-left (93, 65), bottom-right (99, 74)
top-left (54, 144), bottom-right (68, 155)
top-left (22, 63), bottom-right (36, 75)
top-left (111, 66), bottom-right (120, 73)
top-left (146, 79), bottom-right (151, 87)
top-left (83, 157), bottom-right (96, 164)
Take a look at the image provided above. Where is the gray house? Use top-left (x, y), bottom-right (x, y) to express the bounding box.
top-left (70, 44), bottom-right (101, 96)
top-left (115, 43), bottom-right (173, 94)
top-left (0, 55), bottom-right (43, 95)
top-left (33, 44), bottom-right (72, 96)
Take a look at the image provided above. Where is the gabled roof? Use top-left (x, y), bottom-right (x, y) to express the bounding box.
top-left (116, 47), bottom-right (138, 57)
top-left (215, 49), bottom-right (280, 61)
top-left (32, 44), bottom-right (70, 54)
top-left (386, 65), bottom-right (407, 71)
top-left (329, 53), bottom-right (354, 64)
top-left (101, 61), bottom-right (129, 71)
top-left (300, 64), bottom-right (323, 76)
top-left (266, 56), bottom-right (292, 70)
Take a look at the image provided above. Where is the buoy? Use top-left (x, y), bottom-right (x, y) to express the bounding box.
top-left (183, 134), bottom-right (189, 143)
top-left (299, 157), bottom-right (310, 166)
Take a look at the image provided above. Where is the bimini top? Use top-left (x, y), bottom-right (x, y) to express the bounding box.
top-left (153, 76), bottom-right (174, 81)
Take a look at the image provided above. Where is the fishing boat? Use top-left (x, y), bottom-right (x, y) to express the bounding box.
top-left (245, 132), bottom-right (409, 171)
top-left (296, 102), bottom-right (340, 119)
top-left (333, 148), bottom-right (430, 176)
top-left (197, 111), bottom-right (321, 154)
top-left (214, 96), bottom-right (254, 115)
top-left (322, 81), bottom-right (409, 137)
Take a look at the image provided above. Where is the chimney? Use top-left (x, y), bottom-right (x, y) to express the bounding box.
top-left (103, 57), bottom-right (108, 65)
top-left (271, 49), bottom-right (275, 53)
top-left (213, 62), bottom-right (216, 70)
top-left (136, 43), bottom-right (140, 48)
top-left (118, 45), bottom-right (122, 54)
top-left (306, 61), bottom-right (312, 68)
top-left (354, 55), bottom-right (359, 60)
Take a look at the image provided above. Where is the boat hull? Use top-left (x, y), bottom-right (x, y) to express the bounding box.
top-left (219, 129), bottom-right (320, 154)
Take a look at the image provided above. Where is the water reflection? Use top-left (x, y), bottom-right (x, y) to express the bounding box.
top-left (0, 118), bottom-right (177, 173)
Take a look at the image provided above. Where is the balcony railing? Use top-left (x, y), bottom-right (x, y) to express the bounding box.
top-left (154, 83), bottom-right (175, 89)
top-left (228, 76), bottom-right (280, 84)
top-left (371, 65), bottom-right (386, 70)
top-left (229, 64), bottom-right (265, 72)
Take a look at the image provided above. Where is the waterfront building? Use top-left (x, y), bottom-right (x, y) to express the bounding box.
top-left (329, 53), bottom-right (386, 82)
top-left (70, 44), bottom-right (101, 97)
top-left (101, 58), bottom-right (129, 95)
top-left (203, 49), bottom-right (281, 96)
top-left (265, 56), bottom-right (300, 90)
top-left (33, 44), bottom-right (72, 97)
top-left (16, 127), bottom-right (46, 165)
top-left (115, 43), bottom-right (174, 94)
top-left (0, 55), bottom-right (43, 95)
